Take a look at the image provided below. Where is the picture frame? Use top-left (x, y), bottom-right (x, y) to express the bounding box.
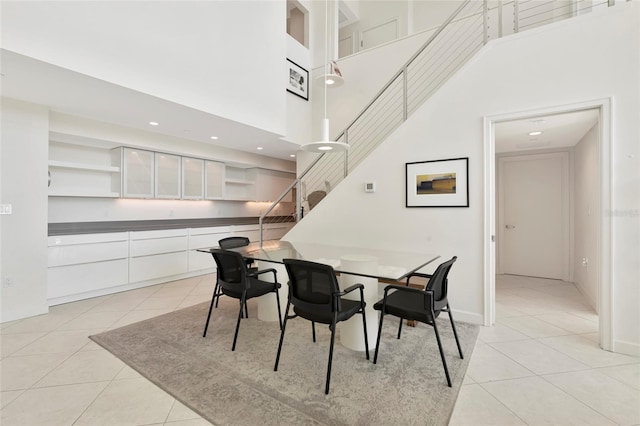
top-left (286, 58), bottom-right (309, 101)
top-left (406, 157), bottom-right (469, 207)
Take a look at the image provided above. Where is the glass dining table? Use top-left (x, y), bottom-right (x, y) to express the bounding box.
top-left (200, 239), bottom-right (440, 351)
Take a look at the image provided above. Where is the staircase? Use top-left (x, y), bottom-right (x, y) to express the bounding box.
top-left (259, 0), bottom-right (612, 245)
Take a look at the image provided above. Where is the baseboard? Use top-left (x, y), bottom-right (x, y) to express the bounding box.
top-left (613, 339), bottom-right (640, 357)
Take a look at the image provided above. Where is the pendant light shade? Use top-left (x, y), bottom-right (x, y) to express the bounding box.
top-left (300, 0), bottom-right (348, 154)
top-left (300, 118), bottom-right (349, 153)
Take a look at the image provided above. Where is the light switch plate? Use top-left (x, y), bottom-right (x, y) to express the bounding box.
top-left (0, 204), bottom-right (12, 215)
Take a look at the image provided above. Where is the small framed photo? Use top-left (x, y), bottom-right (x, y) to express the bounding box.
top-left (406, 157), bottom-right (469, 207)
top-left (286, 58), bottom-right (308, 101)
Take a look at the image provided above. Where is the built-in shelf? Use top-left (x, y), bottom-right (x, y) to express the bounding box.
top-left (48, 160), bottom-right (121, 173)
top-left (225, 178), bottom-right (255, 185)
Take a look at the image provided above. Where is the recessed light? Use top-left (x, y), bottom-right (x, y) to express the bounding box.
top-left (257, 147), bottom-right (263, 150)
top-left (528, 131), bottom-right (543, 136)
top-left (289, 154), bottom-right (296, 158)
top-left (149, 121), bottom-right (159, 126)
top-left (210, 136), bottom-right (218, 140)
top-left (318, 146), bottom-right (333, 151)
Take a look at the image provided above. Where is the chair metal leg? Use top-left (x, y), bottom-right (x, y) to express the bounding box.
top-left (325, 322), bottom-right (336, 394)
top-left (431, 314), bottom-right (452, 387)
top-left (202, 288), bottom-right (217, 337)
top-left (213, 281), bottom-right (221, 307)
top-left (373, 309), bottom-right (385, 364)
top-left (231, 297), bottom-right (246, 351)
top-left (446, 303), bottom-right (464, 359)
top-left (275, 289), bottom-right (283, 330)
top-left (397, 317), bottom-right (403, 339)
top-left (244, 300), bottom-right (249, 319)
top-left (312, 321), bottom-right (316, 342)
top-left (274, 302), bottom-right (291, 371)
top-left (361, 303), bottom-right (370, 360)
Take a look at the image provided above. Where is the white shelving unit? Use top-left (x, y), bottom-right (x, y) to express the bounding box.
top-left (224, 166), bottom-right (257, 200)
top-left (48, 142), bottom-right (121, 197)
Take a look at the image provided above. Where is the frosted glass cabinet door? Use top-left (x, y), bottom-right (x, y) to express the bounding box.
top-left (123, 148), bottom-right (154, 198)
top-left (155, 153), bottom-right (181, 199)
top-left (182, 157), bottom-right (204, 199)
top-left (205, 160), bottom-right (224, 199)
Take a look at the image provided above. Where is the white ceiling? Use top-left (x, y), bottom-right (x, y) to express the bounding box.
top-left (1, 49), bottom-right (301, 161)
top-left (495, 109), bottom-right (599, 153)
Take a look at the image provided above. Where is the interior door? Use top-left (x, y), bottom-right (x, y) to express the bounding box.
top-left (498, 153), bottom-right (569, 279)
top-left (359, 18), bottom-right (398, 51)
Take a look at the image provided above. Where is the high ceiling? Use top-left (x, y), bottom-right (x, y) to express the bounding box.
top-left (495, 109), bottom-right (599, 153)
top-left (1, 49), bottom-right (302, 161)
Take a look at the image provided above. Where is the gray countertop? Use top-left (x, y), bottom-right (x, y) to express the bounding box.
top-left (48, 216), bottom-right (295, 236)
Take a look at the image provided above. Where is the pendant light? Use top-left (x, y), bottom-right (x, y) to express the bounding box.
top-left (301, 0), bottom-right (349, 153)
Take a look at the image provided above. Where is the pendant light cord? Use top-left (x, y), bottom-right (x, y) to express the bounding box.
top-left (324, 0), bottom-right (328, 123)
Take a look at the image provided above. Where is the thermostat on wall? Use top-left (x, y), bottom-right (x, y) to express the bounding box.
top-left (364, 182), bottom-right (376, 193)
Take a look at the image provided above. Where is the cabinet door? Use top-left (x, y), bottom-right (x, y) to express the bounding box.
top-left (155, 153), bottom-right (181, 199)
top-left (182, 157), bottom-right (204, 199)
top-left (205, 161), bottom-right (224, 200)
top-left (123, 148), bottom-right (154, 198)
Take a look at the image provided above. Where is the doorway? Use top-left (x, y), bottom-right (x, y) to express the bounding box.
top-left (483, 100), bottom-right (612, 351)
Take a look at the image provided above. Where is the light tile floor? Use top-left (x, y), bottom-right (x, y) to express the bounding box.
top-left (1, 274), bottom-right (638, 425)
top-left (450, 274), bottom-right (640, 426)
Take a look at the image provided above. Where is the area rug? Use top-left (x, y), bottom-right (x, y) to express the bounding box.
top-left (90, 298), bottom-right (479, 426)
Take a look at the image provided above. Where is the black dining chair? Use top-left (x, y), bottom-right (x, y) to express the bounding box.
top-left (211, 237), bottom-right (256, 310)
top-left (274, 258), bottom-right (369, 394)
top-left (203, 249), bottom-right (282, 351)
top-left (373, 256), bottom-right (463, 387)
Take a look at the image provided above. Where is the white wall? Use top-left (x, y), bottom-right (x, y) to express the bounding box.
top-left (1, 1), bottom-right (287, 136)
top-left (286, 4), bottom-right (640, 353)
top-left (573, 124), bottom-right (600, 311)
top-left (1, 99), bottom-right (49, 322)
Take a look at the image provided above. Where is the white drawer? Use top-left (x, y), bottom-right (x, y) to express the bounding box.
top-left (129, 251), bottom-right (188, 282)
top-left (48, 259), bottom-right (129, 299)
top-left (189, 226), bottom-right (233, 236)
top-left (189, 232), bottom-right (233, 250)
top-left (48, 240), bottom-right (128, 267)
top-left (130, 228), bottom-right (188, 240)
top-left (130, 236), bottom-right (188, 257)
top-left (48, 232), bottom-right (128, 246)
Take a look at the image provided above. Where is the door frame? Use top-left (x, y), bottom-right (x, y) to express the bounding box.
top-left (483, 98), bottom-right (612, 351)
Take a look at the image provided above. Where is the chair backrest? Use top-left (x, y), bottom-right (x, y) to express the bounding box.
top-left (218, 236), bottom-right (251, 249)
top-left (425, 256), bottom-right (457, 302)
top-left (307, 190), bottom-right (327, 210)
top-left (210, 249), bottom-right (248, 292)
top-left (283, 259), bottom-right (341, 313)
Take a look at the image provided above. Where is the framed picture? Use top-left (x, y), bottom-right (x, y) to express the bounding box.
top-left (406, 157), bottom-right (469, 207)
top-left (286, 58), bottom-right (308, 101)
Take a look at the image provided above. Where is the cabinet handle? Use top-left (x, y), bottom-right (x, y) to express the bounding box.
top-left (48, 170), bottom-right (51, 188)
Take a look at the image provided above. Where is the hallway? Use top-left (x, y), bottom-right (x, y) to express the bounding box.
top-left (450, 274), bottom-right (640, 425)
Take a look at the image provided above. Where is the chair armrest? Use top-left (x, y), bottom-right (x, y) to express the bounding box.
top-left (251, 268), bottom-right (278, 283)
top-left (383, 284), bottom-right (424, 296)
top-left (340, 283), bottom-right (364, 295)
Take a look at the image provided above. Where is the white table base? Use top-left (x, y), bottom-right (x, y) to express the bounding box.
top-left (339, 255), bottom-right (379, 351)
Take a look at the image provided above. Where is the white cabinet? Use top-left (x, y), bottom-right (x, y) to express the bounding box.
top-left (123, 148), bottom-right (154, 198)
top-left (48, 141), bottom-right (121, 197)
top-left (188, 226), bottom-right (234, 272)
top-left (205, 160), bottom-right (225, 200)
top-left (155, 153), bottom-right (181, 199)
top-left (182, 157), bottom-right (204, 199)
top-left (224, 166), bottom-right (256, 200)
top-left (129, 229), bottom-right (189, 282)
top-left (47, 233), bottom-right (129, 303)
top-left (256, 169), bottom-right (296, 202)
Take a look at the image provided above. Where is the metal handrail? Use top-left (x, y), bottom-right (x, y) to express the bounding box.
top-left (258, 0), bottom-right (613, 246)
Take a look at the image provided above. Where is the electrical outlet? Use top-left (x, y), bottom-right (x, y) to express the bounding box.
top-left (3, 277), bottom-right (14, 288)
